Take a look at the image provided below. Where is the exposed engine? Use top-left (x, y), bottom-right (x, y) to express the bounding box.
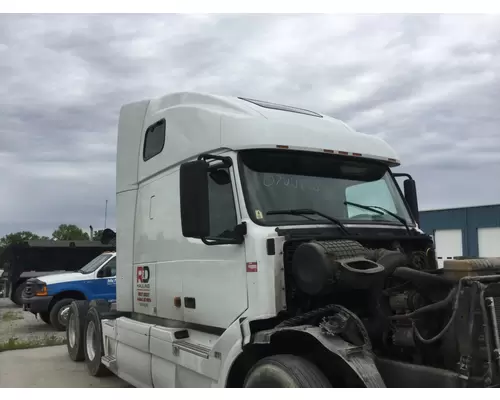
top-left (281, 238), bottom-right (500, 387)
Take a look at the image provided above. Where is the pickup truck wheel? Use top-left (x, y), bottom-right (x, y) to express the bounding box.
top-left (243, 354), bottom-right (332, 388)
top-left (84, 307), bottom-right (111, 377)
top-left (11, 283), bottom-right (26, 306)
top-left (39, 312), bottom-right (51, 325)
top-left (66, 300), bottom-right (89, 362)
top-left (49, 298), bottom-right (74, 331)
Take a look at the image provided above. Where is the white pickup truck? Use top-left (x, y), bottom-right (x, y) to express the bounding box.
top-left (22, 252), bottom-right (116, 331)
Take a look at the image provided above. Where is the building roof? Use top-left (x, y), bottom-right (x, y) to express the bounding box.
top-left (421, 203), bottom-right (500, 213)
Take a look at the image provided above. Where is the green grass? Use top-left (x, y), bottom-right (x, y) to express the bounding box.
top-left (0, 334), bottom-right (66, 352)
top-left (1, 310), bottom-right (24, 321)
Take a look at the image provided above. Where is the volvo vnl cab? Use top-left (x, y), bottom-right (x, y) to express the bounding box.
top-left (66, 92), bottom-right (500, 388)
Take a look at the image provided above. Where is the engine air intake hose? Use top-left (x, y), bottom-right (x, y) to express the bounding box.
top-left (393, 267), bottom-right (456, 287)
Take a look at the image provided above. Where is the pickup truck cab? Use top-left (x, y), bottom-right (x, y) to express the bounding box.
top-left (22, 251), bottom-right (116, 331)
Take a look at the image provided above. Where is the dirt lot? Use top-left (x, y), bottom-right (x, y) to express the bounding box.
top-left (0, 298), bottom-right (65, 349)
top-left (0, 298), bottom-right (129, 388)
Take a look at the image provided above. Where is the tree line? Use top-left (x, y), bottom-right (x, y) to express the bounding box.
top-left (0, 224), bottom-right (105, 247)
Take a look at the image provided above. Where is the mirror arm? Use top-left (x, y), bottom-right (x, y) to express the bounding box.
top-left (201, 222), bottom-right (247, 246)
top-left (234, 221), bottom-right (247, 236)
top-left (393, 172), bottom-right (414, 180)
top-left (201, 237), bottom-right (241, 246)
top-left (198, 153), bottom-right (233, 167)
top-left (201, 236), bottom-right (245, 245)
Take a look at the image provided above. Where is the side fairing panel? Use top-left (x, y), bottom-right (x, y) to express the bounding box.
top-left (116, 100), bottom-right (149, 312)
top-left (116, 100), bottom-right (149, 193)
top-left (116, 190), bottom-right (137, 312)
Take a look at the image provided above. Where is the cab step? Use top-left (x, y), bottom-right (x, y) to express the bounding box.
top-left (102, 354), bottom-right (117, 372)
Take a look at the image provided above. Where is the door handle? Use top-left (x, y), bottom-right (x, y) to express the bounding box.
top-left (149, 195), bottom-right (155, 220)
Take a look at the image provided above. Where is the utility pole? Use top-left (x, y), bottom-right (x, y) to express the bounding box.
top-left (104, 200), bottom-right (108, 229)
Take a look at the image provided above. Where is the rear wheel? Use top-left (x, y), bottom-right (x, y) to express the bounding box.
top-left (66, 300), bottom-right (89, 362)
top-left (49, 298), bottom-right (74, 331)
top-left (39, 312), bottom-right (51, 325)
top-left (83, 307), bottom-right (111, 377)
top-left (243, 354), bottom-right (331, 388)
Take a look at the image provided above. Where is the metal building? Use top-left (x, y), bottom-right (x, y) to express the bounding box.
top-left (419, 204), bottom-right (500, 267)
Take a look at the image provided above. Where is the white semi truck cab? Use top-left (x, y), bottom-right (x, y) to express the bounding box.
top-left (66, 92), bottom-right (500, 388)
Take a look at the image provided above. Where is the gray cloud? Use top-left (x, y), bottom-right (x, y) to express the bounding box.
top-left (0, 13), bottom-right (499, 236)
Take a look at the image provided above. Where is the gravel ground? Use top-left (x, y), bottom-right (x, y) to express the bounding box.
top-left (0, 298), bottom-right (66, 345)
top-left (0, 298), bottom-right (130, 387)
top-left (0, 345), bottom-right (131, 387)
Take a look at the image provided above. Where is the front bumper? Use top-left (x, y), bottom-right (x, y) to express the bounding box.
top-left (22, 294), bottom-right (53, 314)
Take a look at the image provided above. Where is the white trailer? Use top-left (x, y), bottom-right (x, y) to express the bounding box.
top-left (66, 92), bottom-right (500, 388)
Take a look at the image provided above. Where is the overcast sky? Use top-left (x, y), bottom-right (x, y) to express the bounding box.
top-left (1, 13), bottom-right (499, 237)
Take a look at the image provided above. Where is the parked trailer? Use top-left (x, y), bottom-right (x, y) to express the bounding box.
top-left (0, 240), bottom-right (115, 305)
top-left (66, 92), bottom-right (500, 387)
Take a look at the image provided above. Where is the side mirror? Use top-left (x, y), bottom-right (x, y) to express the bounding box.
top-left (180, 160), bottom-right (210, 238)
top-left (403, 179), bottom-right (420, 225)
top-left (394, 173), bottom-right (420, 225)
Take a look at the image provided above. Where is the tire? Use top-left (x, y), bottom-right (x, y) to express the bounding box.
top-left (243, 354), bottom-right (332, 388)
top-left (66, 300), bottom-right (89, 362)
top-left (39, 312), bottom-right (51, 325)
top-left (11, 283), bottom-right (26, 306)
top-left (49, 298), bottom-right (74, 331)
top-left (83, 307), bottom-right (111, 377)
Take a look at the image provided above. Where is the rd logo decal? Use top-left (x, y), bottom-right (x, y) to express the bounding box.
top-left (136, 266), bottom-right (150, 284)
top-left (136, 266), bottom-right (152, 305)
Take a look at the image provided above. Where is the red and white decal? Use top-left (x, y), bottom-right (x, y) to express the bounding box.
top-left (136, 265), bottom-right (152, 304)
top-left (246, 262), bottom-right (258, 273)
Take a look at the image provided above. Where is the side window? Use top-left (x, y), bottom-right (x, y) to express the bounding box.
top-left (208, 167), bottom-right (238, 237)
top-left (143, 119), bottom-right (166, 161)
top-left (97, 258), bottom-right (116, 278)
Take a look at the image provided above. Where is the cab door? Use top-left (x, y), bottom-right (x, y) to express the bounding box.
top-left (181, 161), bottom-right (248, 329)
top-left (88, 257), bottom-right (117, 301)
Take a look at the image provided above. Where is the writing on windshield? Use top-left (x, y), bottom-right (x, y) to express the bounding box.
top-left (263, 174), bottom-right (321, 192)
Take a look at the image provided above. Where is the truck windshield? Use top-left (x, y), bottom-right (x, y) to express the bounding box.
top-left (238, 149), bottom-right (413, 227)
top-left (78, 253), bottom-right (113, 274)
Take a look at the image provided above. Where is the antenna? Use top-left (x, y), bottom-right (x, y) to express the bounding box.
top-left (104, 200), bottom-right (108, 229)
